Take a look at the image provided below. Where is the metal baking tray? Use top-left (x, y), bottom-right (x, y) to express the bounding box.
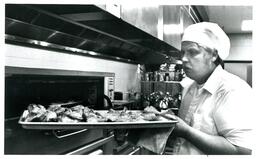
top-left (18, 110), bottom-right (177, 130)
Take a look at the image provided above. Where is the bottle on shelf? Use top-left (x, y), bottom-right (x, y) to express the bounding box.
top-left (142, 61), bottom-right (184, 82)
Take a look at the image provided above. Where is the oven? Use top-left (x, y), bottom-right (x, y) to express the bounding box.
top-left (4, 66), bottom-right (116, 155)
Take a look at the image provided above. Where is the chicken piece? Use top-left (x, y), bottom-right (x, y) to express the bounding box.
top-left (144, 106), bottom-right (176, 120)
top-left (39, 110), bottom-right (58, 122)
top-left (58, 115), bottom-right (80, 123)
top-left (116, 113), bottom-right (131, 122)
top-left (21, 110), bottom-right (29, 121)
top-left (104, 114), bottom-right (119, 122)
top-left (47, 104), bottom-right (66, 115)
top-left (83, 107), bottom-right (94, 118)
top-left (27, 104), bottom-right (46, 115)
top-left (104, 109), bottom-right (121, 122)
top-left (70, 105), bottom-right (84, 112)
top-left (86, 117), bottom-right (99, 123)
top-left (54, 107), bottom-right (66, 115)
top-left (23, 104), bottom-right (47, 122)
top-left (64, 109), bottom-right (83, 120)
top-left (48, 104), bottom-right (61, 111)
top-left (83, 107), bottom-right (94, 115)
top-left (86, 113), bottom-right (107, 122)
top-left (127, 111), bottom-right (143, 122)
top-left (142, 112), bottom-right (158, 121)
top-left (143, 106), bottom-right (160, 115)
top-left (82, 107), bottom-right (107, 122)
top-left (23, 111), bottom-right (45, 122)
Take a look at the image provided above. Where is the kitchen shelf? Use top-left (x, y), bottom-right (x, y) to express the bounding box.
top-left (141, 80), bottom-right (182, 97)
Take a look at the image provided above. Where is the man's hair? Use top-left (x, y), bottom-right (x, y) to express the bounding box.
top-left (214, 54), bottom-right (224, 69)
top-left (199, 44), bottom-right (224, 69)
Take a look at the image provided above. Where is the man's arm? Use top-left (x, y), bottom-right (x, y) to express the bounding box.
top-left (173, 116), bottom-right (252, 155)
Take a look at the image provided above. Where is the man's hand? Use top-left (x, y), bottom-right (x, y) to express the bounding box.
top-left (172, 116), bottom-right (191, 138)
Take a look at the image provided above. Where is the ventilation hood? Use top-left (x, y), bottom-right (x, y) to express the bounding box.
top-left (5, 4), bottom-right (180, 64)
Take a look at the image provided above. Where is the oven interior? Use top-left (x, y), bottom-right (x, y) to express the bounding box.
top-left (5, 74), bottom-right (104, 119)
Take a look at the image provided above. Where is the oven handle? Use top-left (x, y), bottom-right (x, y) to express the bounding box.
top-left (128, 146), bottom-right (141, 155)
top-left (66, 134), bottom-right (115, 155)
top-left (52, 129), bottom-right (88, 139)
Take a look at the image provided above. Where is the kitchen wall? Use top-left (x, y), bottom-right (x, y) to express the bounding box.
top-left (226, 33), bottom-right (252, 61)
top-left (5, 44), bottom-right (141, 94)
top-left (225, 33), bottom-right (252, 86)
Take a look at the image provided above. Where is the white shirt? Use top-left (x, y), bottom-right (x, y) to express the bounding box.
top-left (172, 65), bottom-right (254, 155)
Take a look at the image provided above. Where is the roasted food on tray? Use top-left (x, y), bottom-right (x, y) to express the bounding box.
top-left (20, 104), bottom-right (176, 123)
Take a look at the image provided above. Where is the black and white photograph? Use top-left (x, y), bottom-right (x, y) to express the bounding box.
top-left (2, 0), bottom-right (255, 157)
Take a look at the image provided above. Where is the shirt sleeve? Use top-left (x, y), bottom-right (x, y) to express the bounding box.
top-left (213, 86), bottom-right (255, 150)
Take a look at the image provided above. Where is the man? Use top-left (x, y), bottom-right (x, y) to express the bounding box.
top-left (170, 22), bottom-right (254, 155)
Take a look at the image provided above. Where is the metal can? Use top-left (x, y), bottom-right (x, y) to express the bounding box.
top-left (154, 71), bottom-right (158, 81)
top-left (159, 73), bottom-right (164, 81)
top-left (165, 73), bottom-right (170, 81)
top-left (145, 73), bottom-right (149, 81)
top-left (169, 71), bottom-right (175, 81)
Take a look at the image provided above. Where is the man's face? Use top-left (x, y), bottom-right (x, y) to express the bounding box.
top-left (181, 41), bottom-right (215, 83)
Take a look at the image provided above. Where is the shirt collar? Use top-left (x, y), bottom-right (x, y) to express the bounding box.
top-left (182, 65), bottom-right (223, 95)
top-left (202, 65), bottom-right (223, 94)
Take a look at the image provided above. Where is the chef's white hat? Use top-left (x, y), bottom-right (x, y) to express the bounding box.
top-left (182, 22), bottom-right (230, 59)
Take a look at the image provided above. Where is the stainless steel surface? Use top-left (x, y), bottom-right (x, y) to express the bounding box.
top-left (121, 5), bottom-right (159, 38)
top-left (5, 34), bottom-right (135, 63)
top-left (52, 129), bottom-right (88, 139)
top-left (88, 149), bottom-right (103, 155)
top-left (5, 4), bottom-right (179, 64)
top-left (204, 6), bottom-right (252, 33)
top-left (5, 66), bottom-right (115, 77)
top-left (163, 6), bottom-right (182, 50)
top-left (120, 5), bottom-right (198, 51)
top-left (128, 147), bottom-right (141, 155)
top-left (19, 120), bottom-right (177, 130)
top-left (19, 110), bottom-right (177, 130)
top-left (66, 134), bottom-right (114, 155)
